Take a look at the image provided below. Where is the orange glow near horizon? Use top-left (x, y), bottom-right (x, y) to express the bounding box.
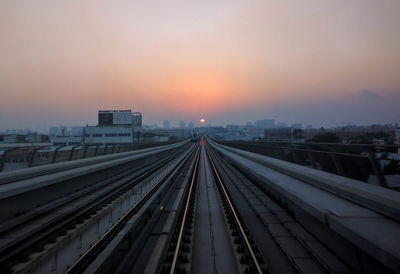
top-left (0, 1), bottom-right (400, 129)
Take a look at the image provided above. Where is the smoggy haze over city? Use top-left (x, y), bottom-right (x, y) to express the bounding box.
top-left (1, 0), bottom-right (400, 131)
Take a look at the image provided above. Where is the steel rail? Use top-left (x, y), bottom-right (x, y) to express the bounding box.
top-left (65, 145), bottom-right (196, 274)
top-left (207, 150), bottom-right (264, 274)
top-left (169, 148), bottom-right (200, 274)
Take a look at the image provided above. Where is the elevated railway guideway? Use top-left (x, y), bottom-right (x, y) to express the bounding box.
top-left (208, 137), bottom-right (400, 273)
top-left (0, 140), bottom-right (192, 273)
top-left (0, 136), bottom-right (399, 273)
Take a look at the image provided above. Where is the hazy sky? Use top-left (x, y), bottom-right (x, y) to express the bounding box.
top-left (1, 0), bottom-right (399, 131)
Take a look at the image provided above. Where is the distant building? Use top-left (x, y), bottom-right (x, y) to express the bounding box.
top-left (163, 120), bottom-right (170, 129)
top-left (303, 129), bottom-right (325, 140)
top-left (98, 110), bottom-right (133, 126)
top-left (3, 134), bottom-right (27, 143)
top-left (50, 136), bottom-right (82, 146)
top-left (179, 120), bottom-right (185, 128)
top-left (82, 109), bottom-right (144, 144)
top-left (83, 126), bottom-right (133, 145)
top-left (292, 123), bottom-right (302, 129)
top-left (395, 124), bottom-right (400, 154)
top-left (188, 121), bottom-right (194, 129)
top-left (265, 119), bottom-right (275, 128)
top-left (395, 125), bottom-right (400, 143)
top-left (60, 126), bottom-right (68, 136)
top-left (255, 119), bottom-right (275, 129)
top-left (1, 134), bottom-right (49, 144)
top-left (155, 128), bottom-right (184, 138)
top-left (264, 128), bottom-right (293, 141)
top-left (142, 128), bottom-right (184, 142)
top-left (132, 112), bottom-right (142, 126)
top-left (226, 124), bottom-right (241, 131)
top-left (70, 126), bottom-right (83, 136)
top-left (254, 120), bottom-right (263, 128)
top-left (49, 126), bottom-right (82, 136)
top-left (301, 124), bottom-right (396, 143)
top-left (27, 134), bottom-right (49, 143)
top-left (244, 126), bottom-right (264, 135)
top-left (276, 122), bottom-right (287, 128)
top-left (49, 127), bottom-right (60, 135)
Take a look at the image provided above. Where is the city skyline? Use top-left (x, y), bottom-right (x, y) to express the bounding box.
top-left (1, 1), bottom-right (400, 131)
top-left (0, 116), bottom-right (398, 135)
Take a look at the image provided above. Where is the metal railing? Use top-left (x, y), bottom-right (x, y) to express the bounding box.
top-left (0, 141), bottom-right (181, 172)
top-left (215, 140), bottom-right (400, 189)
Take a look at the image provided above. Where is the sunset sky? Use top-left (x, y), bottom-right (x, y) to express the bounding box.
top-left (1, 0), bottom-right (399, 131)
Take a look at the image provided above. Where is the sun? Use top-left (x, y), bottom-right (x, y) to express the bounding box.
top-left (200, 118), bottom-right (205, 124)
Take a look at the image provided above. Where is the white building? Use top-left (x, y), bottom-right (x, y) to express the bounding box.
top-left (83, 126), bottom-right (133, 145)
top-left (50, 136), bottom-right (82, 146)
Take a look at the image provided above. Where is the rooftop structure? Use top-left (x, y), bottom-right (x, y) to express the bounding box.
top-left (132, 112), bottom-right (142, 127)
top-left (98, 110), bottom-right (133, 126)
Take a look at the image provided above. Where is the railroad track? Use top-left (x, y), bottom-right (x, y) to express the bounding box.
top-left (64, 143), bottom-right (199, 273)
top-left (160, 138), bottom-right (266, 273)
top-left (208, 145), bottom-right (351, 273)
top-left (1, 137), bottom-right (398, 273)
top-left (169, 145), bottom-right (199, 274)
top-left (0, 143), bottom-right (192, 273)
top-left (161, 138), bottom-right (351, 273)
top-left (207, 145), bottom-right (266, 274)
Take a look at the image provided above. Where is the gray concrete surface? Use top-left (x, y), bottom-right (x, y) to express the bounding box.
top-left (210, 140), bottom-right (400, 272)
top-left (213, 140), bottom-right (400, 222)
top-left (191, 145), bottom-right (238, 274)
